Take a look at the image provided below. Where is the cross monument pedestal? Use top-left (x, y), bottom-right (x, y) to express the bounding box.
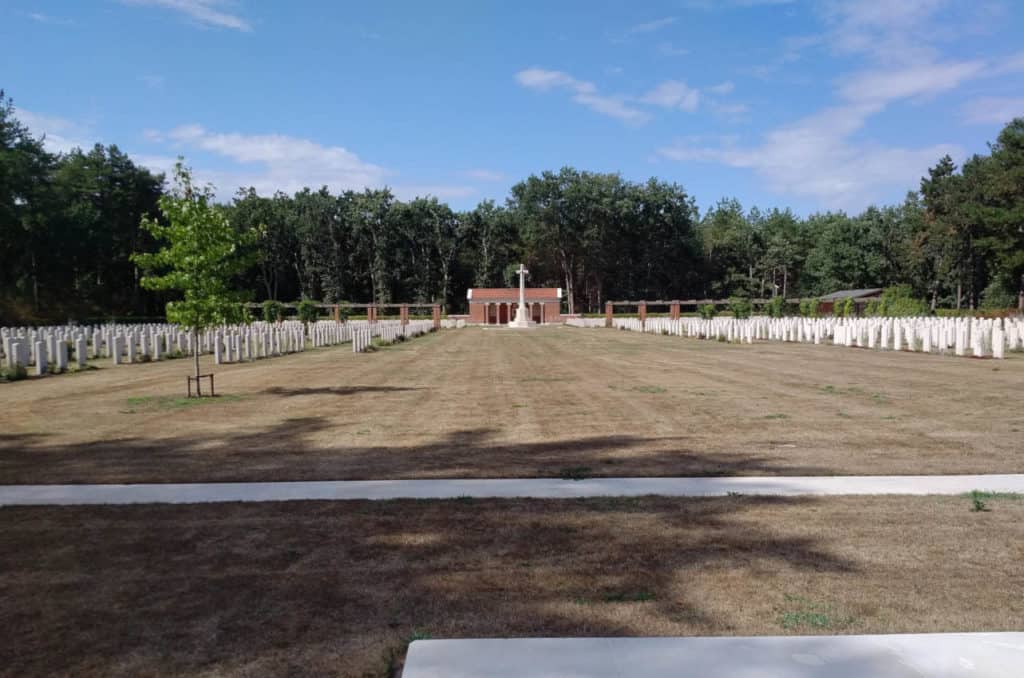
top-left (507, 263), bottom-right (537, 329)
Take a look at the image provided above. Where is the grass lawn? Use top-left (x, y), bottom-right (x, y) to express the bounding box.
top-left (1, 495), bottom-right (1022, 676)
top-left (1, 326), bottom-right (1022, 483)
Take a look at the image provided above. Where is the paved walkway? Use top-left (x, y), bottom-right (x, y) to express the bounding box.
top-left (403, 633), bottom-right (1024, 678)
top-left (1, 474), bottom-right (1023, 506)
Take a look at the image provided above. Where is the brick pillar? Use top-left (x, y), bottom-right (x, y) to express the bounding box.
top-left (639, 301), bottom-right (647, 330)
top-left (333, 305), bottom-right (340, 323)
top-left (670, 302), bottom-right (680, 320)
top-left (432, 304), bottom-right (441, 330)
top-left (400, 304), bottom-right (409, 326)
top-left (605, 302), bottom-right (613, 328)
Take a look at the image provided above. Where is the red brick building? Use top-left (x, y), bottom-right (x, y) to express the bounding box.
top-left (467, 288), bottom-right (563, 324)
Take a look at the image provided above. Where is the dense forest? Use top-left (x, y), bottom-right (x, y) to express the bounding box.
top-left (2, 90), bottom-right (1022, 325)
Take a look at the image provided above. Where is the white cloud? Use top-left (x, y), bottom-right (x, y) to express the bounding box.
top-left (962, 97), bottom-right (1024, 125)
top-left (640, 81), bottom-right (701, 112)
top-left (628, 17), bottom-right (676, 34)
top-left (16, 110), bottom-right (90, 153)
top-left (121, 0), bottom-right (251, 32)
top-left (26, 12), bottom-right (73, 25)
top-left (163, 124), bottom-right (386, 195)
top-left (139, 74), bottom-right (166, 89)
top-left (655, 0), bottom-right (1019, 210)
top-left (463, 169), bottom-right (506, 182)
top-left (708, 81), bottom-right (735, 95)
top-left (658, 102), bottom-right (959, 211)
top-left (145, 124), bottom-right (479, 202)
top-left (838, 59), bottom-right (986, 104)
top-left (515, 68), bottom-right (650, 123)
top-left (712, 102), bottom-right (750, 117)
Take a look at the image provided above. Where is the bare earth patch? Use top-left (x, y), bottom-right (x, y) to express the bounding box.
top-left (1, 327), bottom-right (1022, 483)
top-left (1, 495), bottom-right (1022, 676)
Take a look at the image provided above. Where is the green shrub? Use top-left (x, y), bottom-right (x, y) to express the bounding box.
top-left (765, 296), bottom-right (786, 318)
top-left (698, 304), bottom-right (717, 320)
top-left (262, 300), bottom-right (284, 323)
top-left (728, 297), bottom-right (752, 319)
top-left (980, 279), bottom-right (1017, 310)
top-left (841, 297), bottom-right (855, 317)
top-left (873, 285), bottom-right (928, 317)
top-left (297, 298), bottom-right (320, 325)
top-left (799, 299), bottom-right (820, 317)
top-left (1, 364), bottom-right (28, 382)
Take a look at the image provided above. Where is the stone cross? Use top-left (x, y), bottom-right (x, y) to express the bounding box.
top-left (515, 264), bottom-right (529, 310)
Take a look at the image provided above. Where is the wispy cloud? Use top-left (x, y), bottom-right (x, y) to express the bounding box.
top-left (163, 124), bottom-right (385, 194)
top-left (121, 0), bottom-right (252, 32)
top-left (657, 42), bottom-right (690, 57)
top-left (707, 81), bottom-right (735, 95)
top-left (16, 110), bottom-right (90, 153)
top-left (837, 59), bottom-right (987, 104)
top-left (146, 124), bottom-right (476, 201)
top-left (515, 68), bottom-right (650, 124)
top-left (658, 1), bottom-right (1021, 210)
top-left (26, 12), bottom-right (74, 25)
top-left (640, 81), bottom-right (700, 112)
top-left (463, 169), bottom-right (506, 182)
top-left (962, 97), bottom-right (1024, 125)
top-left (628, 17), bottom-right (677, 34)
top-left (658, 103), bottom-right (959, 211)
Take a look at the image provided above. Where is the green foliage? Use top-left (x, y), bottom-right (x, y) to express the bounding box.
top-left (0, 363), bottom-right (28, 382)
top-left (698, 304), bottom-right (717, 320)
top-left (728, 296), bottom-right (752, 319)
top-left (799, 299), bottom-right (820, 317)
top-left (764, 296), bottom-right (787, 318)
top-left (132, 161), bottom-right (256, 332)
top-left (969, 491), bottom-right (990, 513)
top-left (296, 298), bottom-right (320, 325)
top-left (827, 297), bottom-right (859, 317)
top-left (3, 87), bottom-right (1023, 322)
top-left (980, 278), bottom-right (1017, 310)
top-left (868, 285), bottom-right (929, 317)
top-left (262, 300), bottom-right (284, 323)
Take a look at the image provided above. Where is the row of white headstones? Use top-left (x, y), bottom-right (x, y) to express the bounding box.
top-left (566, 315), bottom-right (1024, 359)
top-left (0, 319), bottom-right (440, 375)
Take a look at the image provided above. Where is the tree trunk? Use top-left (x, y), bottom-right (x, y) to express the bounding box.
top-left (956, 280), bottom-right (962, 310)
top-left (1019, 273), bottom-right (1024, 313)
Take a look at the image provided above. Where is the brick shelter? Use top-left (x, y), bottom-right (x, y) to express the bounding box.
top-left (467, 288), bottom-right (562, 325)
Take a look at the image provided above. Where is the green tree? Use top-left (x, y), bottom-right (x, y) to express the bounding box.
top-left (133, 161), bottom-right (256, 386)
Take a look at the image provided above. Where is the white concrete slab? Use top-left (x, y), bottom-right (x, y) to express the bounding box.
top-left (403, 634), bottom-right (1024, 678)
top-left (0, 475), bottom-right (1022, 506)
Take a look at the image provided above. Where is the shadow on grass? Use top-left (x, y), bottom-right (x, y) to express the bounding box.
top-left (0, 421), bottom-right (831, 485)
top-left (261, 385), bottom-right (427, 397)
top-left (0, 494), bottom-right (856, 676)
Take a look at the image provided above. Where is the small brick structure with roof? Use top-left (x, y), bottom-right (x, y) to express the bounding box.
top-left (818, 288), bottom-right (883, 315)
top-left (466, 288), bottom-right (563, 325)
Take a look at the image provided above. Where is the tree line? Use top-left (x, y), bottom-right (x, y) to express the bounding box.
top-left (2, 89), bottom-right (1022, 325)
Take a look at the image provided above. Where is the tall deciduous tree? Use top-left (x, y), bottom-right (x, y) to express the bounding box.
top-left (133, 162), bottom-right (256, 384)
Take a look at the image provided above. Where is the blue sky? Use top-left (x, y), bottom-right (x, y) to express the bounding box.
top-left (3, 0), bottom-right (1023, 215)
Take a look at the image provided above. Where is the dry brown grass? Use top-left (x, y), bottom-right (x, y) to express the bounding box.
top-left (1, 326), bottom-right (1022, 483)
top-left (1, 495), bottom-right (1022, 676)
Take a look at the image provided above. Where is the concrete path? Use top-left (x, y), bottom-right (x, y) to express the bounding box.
top-left (403, 633), bottom-right (1024, 678)
top-left (1, 474), bottom-right (1023, 506)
